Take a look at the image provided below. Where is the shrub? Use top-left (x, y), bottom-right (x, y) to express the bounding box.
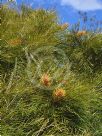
top-left (1, 3), bottom-right (102, 136)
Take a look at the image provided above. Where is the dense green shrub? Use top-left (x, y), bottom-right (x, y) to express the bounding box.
top-left (60, 30), bottom-right (102, 75)
top-left (1, 59), bottom-right (101, 136)
top-left (1, 3), bottom-right (102, 136)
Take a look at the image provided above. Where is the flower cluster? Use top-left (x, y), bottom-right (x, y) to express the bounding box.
top-left (60, 23), bottom-right (69, 30)
top-left (41, 73), bottom-right (66, 101)
top-left (8, 38), bottom-right (22, 46)
top-left (76, 31), bottom-right (87, 37)
top-left (53, 88), bottom-right (66, 101)
top-left (41, 73), bottom-right (51, 86)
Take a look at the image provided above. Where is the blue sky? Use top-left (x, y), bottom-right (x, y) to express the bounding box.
top-left (3, 0), bottom-right (102, 24)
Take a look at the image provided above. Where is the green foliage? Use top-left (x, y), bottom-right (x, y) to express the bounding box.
top-left (63, 32), bottom-right (102, 75)
top-left (1, 63), bottom-right (101, 136)
top-left (1, 3), bottom-right (102, 136)
top-left (0, 4), bottom-right (66, 75)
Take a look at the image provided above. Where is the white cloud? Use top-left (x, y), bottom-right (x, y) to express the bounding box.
top-left (61, 0), bottom-right (102, 11)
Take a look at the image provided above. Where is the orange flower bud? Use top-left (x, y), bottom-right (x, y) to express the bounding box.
top-left (8, 38), bottom-right (22, 46)
top-left (53, 88), bottom-right (66, 101)
top-left (76, 31), bottom-right (87, 37)
top-left (61, 23), bottom-right (69, 30)
top-left (41, 73), bottom-right (51, 86)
